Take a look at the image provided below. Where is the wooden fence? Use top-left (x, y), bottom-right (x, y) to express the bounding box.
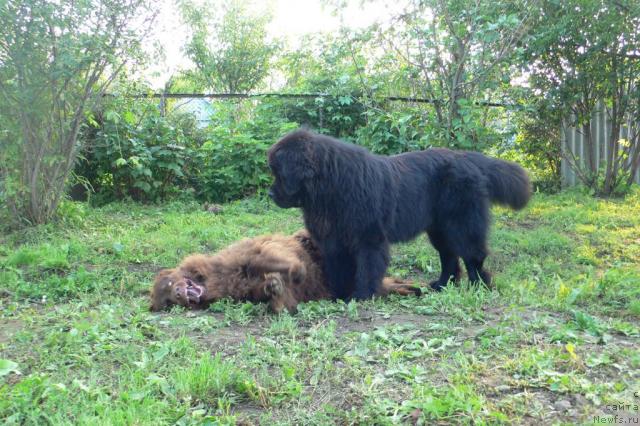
top-left (561, 103), bottom-right (640, 186)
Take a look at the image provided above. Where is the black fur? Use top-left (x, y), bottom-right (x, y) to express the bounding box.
top-left (267, 129), bottom-right (531, 299)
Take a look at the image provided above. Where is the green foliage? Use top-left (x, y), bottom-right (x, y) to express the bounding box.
top-left (195, 129), bottom-right (270, 202)
top-left (0, 240), bottom-right (98, 301)
top-left (0, 360), bottom-right (19, 378)
top-left (76, 95), bottom-right (297, 204)
top-left (505, 99), bottom-right (563, 193)
top-left (522, 0), bottom-right (640, 195)
top-left (283, 92), bottom-right (366, 140)
top-left (180, 0), bottom-right (278, 93)
top-left (595, 267), bottom-right (640, 316)
top-left (54, 200), bottom-right (89, 227)
top-left (368, 0), bottom-right (530, 148)
top-left (355, 108), bottom-right (430, 154)
top-left (75, 79), bottom-right (209, 204)
top-left (400, 382), bottom-right (486, 421)
top-left (192, 102), bottom-right (298, 202)
top-left (276, 36), bottom-right (369, 139)
top-left (0, 0), bottom-right (155, 227)
top-left (79, 107), bottom-right (197, 204)
top-left (172, 353), bottom-right (259, 405)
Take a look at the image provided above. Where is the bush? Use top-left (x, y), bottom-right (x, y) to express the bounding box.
top-left (192, 101), bottom-right (297, 202)
top-left (76, 91), bottom-right (535, 205)
top-left (277, 44), bottom-right (368, 140)
top-left (77, 101), bottom-right (204, 204)
top-left (511, 101), bottom-right (562, 193)
top-left (355, 108), bottom-right (430, 154)
top-left (76, 97), bottom-right (298, 205)
top-left (280, 92), bottom-right (366, 140)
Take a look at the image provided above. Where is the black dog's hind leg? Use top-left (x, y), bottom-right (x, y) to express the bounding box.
top-left (446, 196), bottom-right (492, 287)
top-left (352, 243), bottom-right (390, 300)
top-left (427, 230), bottom-right (461, 291)
top-left (462, 254), bottom-right (491, 286)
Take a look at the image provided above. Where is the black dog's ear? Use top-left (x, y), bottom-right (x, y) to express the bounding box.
top-left (278, 150), bottom-right (316, 196)
top-left (269, 133), bottom-right (317, 196)
top-left (279, 162), bottom-right (306, 195)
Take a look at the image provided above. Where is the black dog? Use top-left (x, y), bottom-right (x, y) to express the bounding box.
top-left (267, 129), bottom-right (530, 299)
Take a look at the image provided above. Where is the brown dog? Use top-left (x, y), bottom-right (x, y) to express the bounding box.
top-left (150, 230), bottom-right (421, 313)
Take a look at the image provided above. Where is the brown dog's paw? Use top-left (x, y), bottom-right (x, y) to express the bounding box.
top-left (385, 277), bottom-right (408, 285)
top-left (396, 284), bottom-right (422, 296)
top-left (379, 277), bottom-right (424, 297)
top-left (264, 272), bottom-right (285, 297)
top-left (288, 262), bottom-right (306, 284)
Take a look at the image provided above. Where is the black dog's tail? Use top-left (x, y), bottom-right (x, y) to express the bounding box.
top-left (467, 152), bottom-right (531, 210)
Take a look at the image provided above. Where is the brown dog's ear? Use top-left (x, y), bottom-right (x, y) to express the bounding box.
top-left (292, 229), bottom-right (311, 240)
top-left (150, 269), bottom-right (175, 311)
top-left (154, 268), bottom-right (173, 280)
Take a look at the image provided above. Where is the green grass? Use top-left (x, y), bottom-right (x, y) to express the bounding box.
top-left (1, 189), bottom-right (639, 424)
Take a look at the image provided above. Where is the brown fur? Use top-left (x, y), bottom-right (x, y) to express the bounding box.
top-left (150, 230), bottom-right (421, 313)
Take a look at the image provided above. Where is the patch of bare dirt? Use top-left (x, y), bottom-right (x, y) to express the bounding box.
top-left (150, 309), bottom-right (267, 355)
top-left (499, 216), bottom-right (544, 230)
top-left (334, 310), bottom-right (439, 335)
top-left (195, 324), bottom-right (265, 355)
top-left (0, 318), bottom-right (23, 344)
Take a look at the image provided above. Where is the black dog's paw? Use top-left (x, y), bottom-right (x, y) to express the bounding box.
top-left (429, 280), bottom-right (447, 292)
top-left (478, 270), bottom-right (493, 287)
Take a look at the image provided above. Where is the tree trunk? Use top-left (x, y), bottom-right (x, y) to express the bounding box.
top-left (603, 115), bottom-right (620, 195)
top-left (582, 121), bottom-right (596, 187)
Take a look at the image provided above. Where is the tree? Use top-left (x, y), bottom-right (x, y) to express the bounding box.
top-left (513, 98), bottom-right (562, 191)
top-left (0, 0), bottom-right (156, 226)
top-left (275, 34), bottom-right (369, 139)
top-left (369, 0), bottom-right (535, 148)
top-left (180, 0), bottom-right (278, 93)
top-left (523, 0), bottom-right (640, 195)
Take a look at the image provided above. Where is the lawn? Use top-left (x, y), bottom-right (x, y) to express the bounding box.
top-left (1, 189), bottom-right (639, 425)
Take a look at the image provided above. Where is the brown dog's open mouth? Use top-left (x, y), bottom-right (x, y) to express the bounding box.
top-left (184, 278), bottom-right (204, 305)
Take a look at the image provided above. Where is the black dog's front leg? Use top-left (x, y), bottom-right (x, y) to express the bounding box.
top-left (320, 240), bottom-right (356, 300)
top-left (352, 242), bottom-right (390, 300)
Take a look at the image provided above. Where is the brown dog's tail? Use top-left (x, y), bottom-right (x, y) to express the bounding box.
top-left (467, 152), bottom-right (531, 210)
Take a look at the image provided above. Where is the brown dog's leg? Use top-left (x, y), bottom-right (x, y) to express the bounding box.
top-left (246, 246), bottom-right (306, 284)
top-left (377, 277), bottom-right (422, 297)
top-left (262, 272), bottom-right (299, 314)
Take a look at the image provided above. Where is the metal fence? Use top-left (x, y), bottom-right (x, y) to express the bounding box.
top-left (561, 103), bottom-right (640, 186)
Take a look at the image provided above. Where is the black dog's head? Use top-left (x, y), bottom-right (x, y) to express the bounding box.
top-left (267, 129), bottom-right (316, 208)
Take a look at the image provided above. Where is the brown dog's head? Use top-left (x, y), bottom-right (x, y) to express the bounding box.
top-left (150, 268), bottom-right (206, 311)
top-left (267, 129), bottom-right (317, 208)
